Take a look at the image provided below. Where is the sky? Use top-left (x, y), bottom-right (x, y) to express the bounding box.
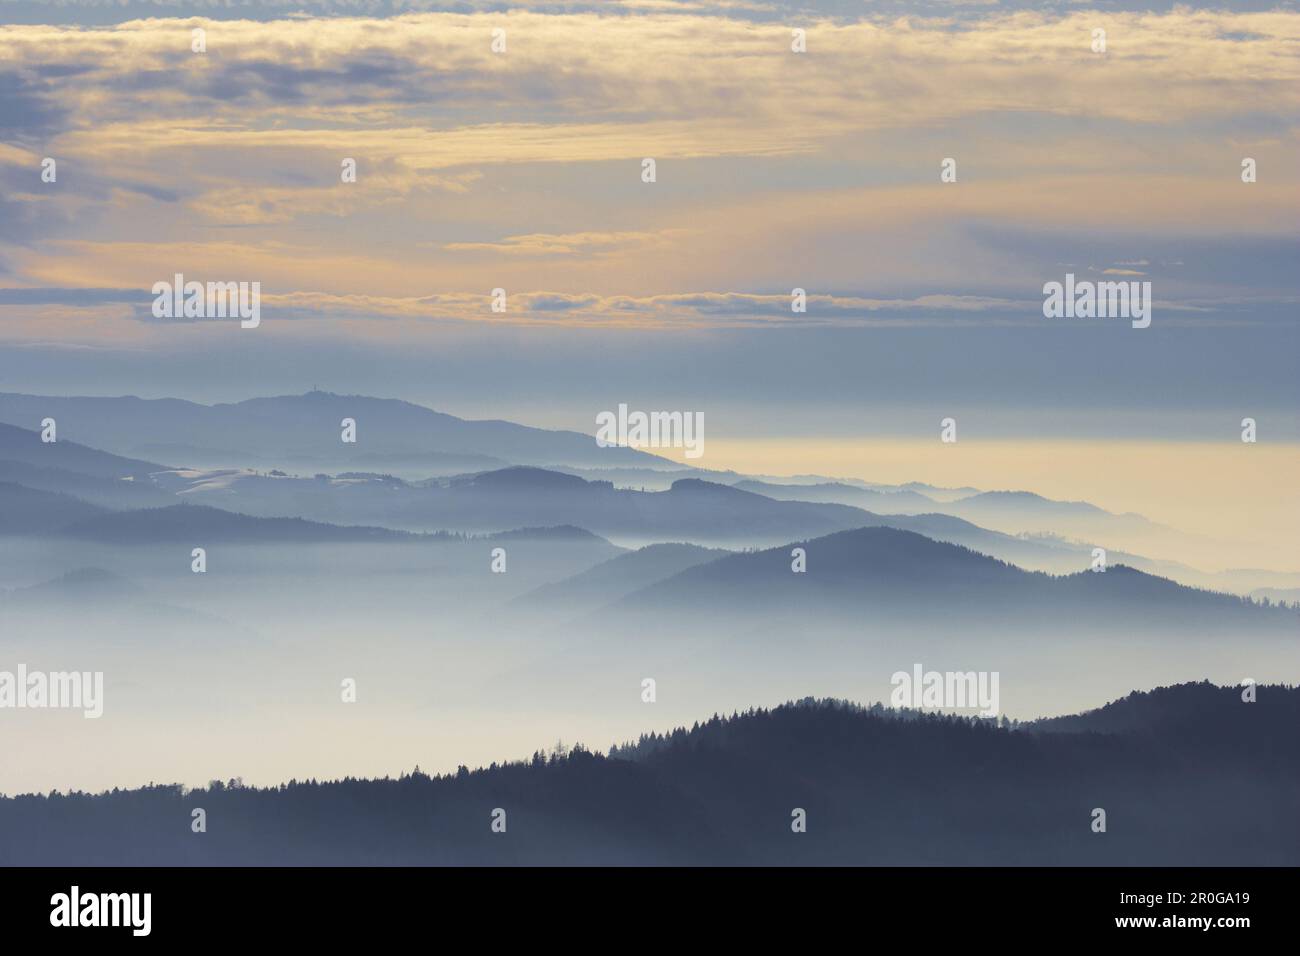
top-left (1, 1), bottom-right (1297, 445)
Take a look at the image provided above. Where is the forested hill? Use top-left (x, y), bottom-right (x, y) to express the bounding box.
top-left (1, 682), bottom-right (1294, 866)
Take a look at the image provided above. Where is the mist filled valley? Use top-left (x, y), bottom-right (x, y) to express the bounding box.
top-left (1, 392), bottom-right (1296, 803)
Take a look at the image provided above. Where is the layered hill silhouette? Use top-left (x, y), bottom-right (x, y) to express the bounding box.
top-left (2, 410), bottom-right (1290, 595)
top-left (733, 478), bottom-right (937, 512)
top-left (41, 502), bottom-right (621, 548)
top-left (0, 481), bottom-right (108, 534)
top-left (53, 503), bottom-right (430, 544)
top-left (152, 466), bottom-right (875, 546)
top-left (0, 392), bottom-right (1238, 571)
top-left (606, 526), bottom-right (1296, 630)
top-left (0, 420), bottom-right (165, 480)
top-left (0, 391), bottom-right (669, 471)
top-left (0, 444), bottom-right (1281, 601)
top-left (516, 542), bottom-right (728, 613)
top-left (153, 464), bottom-right (1143, 568)
top-left (946, 489), bottom-right (1158, 537)
top-left (1, 682), bottom-right (1292, 866)
top-left (0, 459), bottom-right (174, 510)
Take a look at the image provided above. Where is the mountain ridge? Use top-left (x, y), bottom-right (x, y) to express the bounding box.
top-left (0, 391), bottom-right (674, 472)
top-left (1, 682), bottom-right (1293, 865)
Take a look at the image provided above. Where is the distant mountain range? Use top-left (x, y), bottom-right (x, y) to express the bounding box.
top-left (0, 481), bottom-right (109, 534)
top-left (2, 682), bottom-right (1293, 865)
top-left (734, 477), bottom-right (1163, 538)
top-left (943, 489), bottom-right (1159, 537)
top-left (0, 420), bottom-right (164, 479)
top-left (732, 478), bottom-right (935, 513)
top-left (2, 395), bottom-right (1300, 598)
top-left (605, 526), bottom-right (1295, 630)
top-left (56, 503), bottom-right (431, 545)
top-left (516, 542), bottom-right (728, 614)
top-left (2, 391), bottom-right (1295, 860)
top-left (149, 466), bottom-right (878, 546)
top-left (10, 484), bottom-right (1277, 631)
top-left (4, 493), bottom-right (620, 549)
top-left (0, 391), bottom-right (671, 472)
top-left (151, 463), bottom-right (1130, 566)
top-left (0, 392), bottom-right (1163, 534)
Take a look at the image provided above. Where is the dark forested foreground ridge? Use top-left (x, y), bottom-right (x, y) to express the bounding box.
top-left (2, 682), bottom-right (1296, 867)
